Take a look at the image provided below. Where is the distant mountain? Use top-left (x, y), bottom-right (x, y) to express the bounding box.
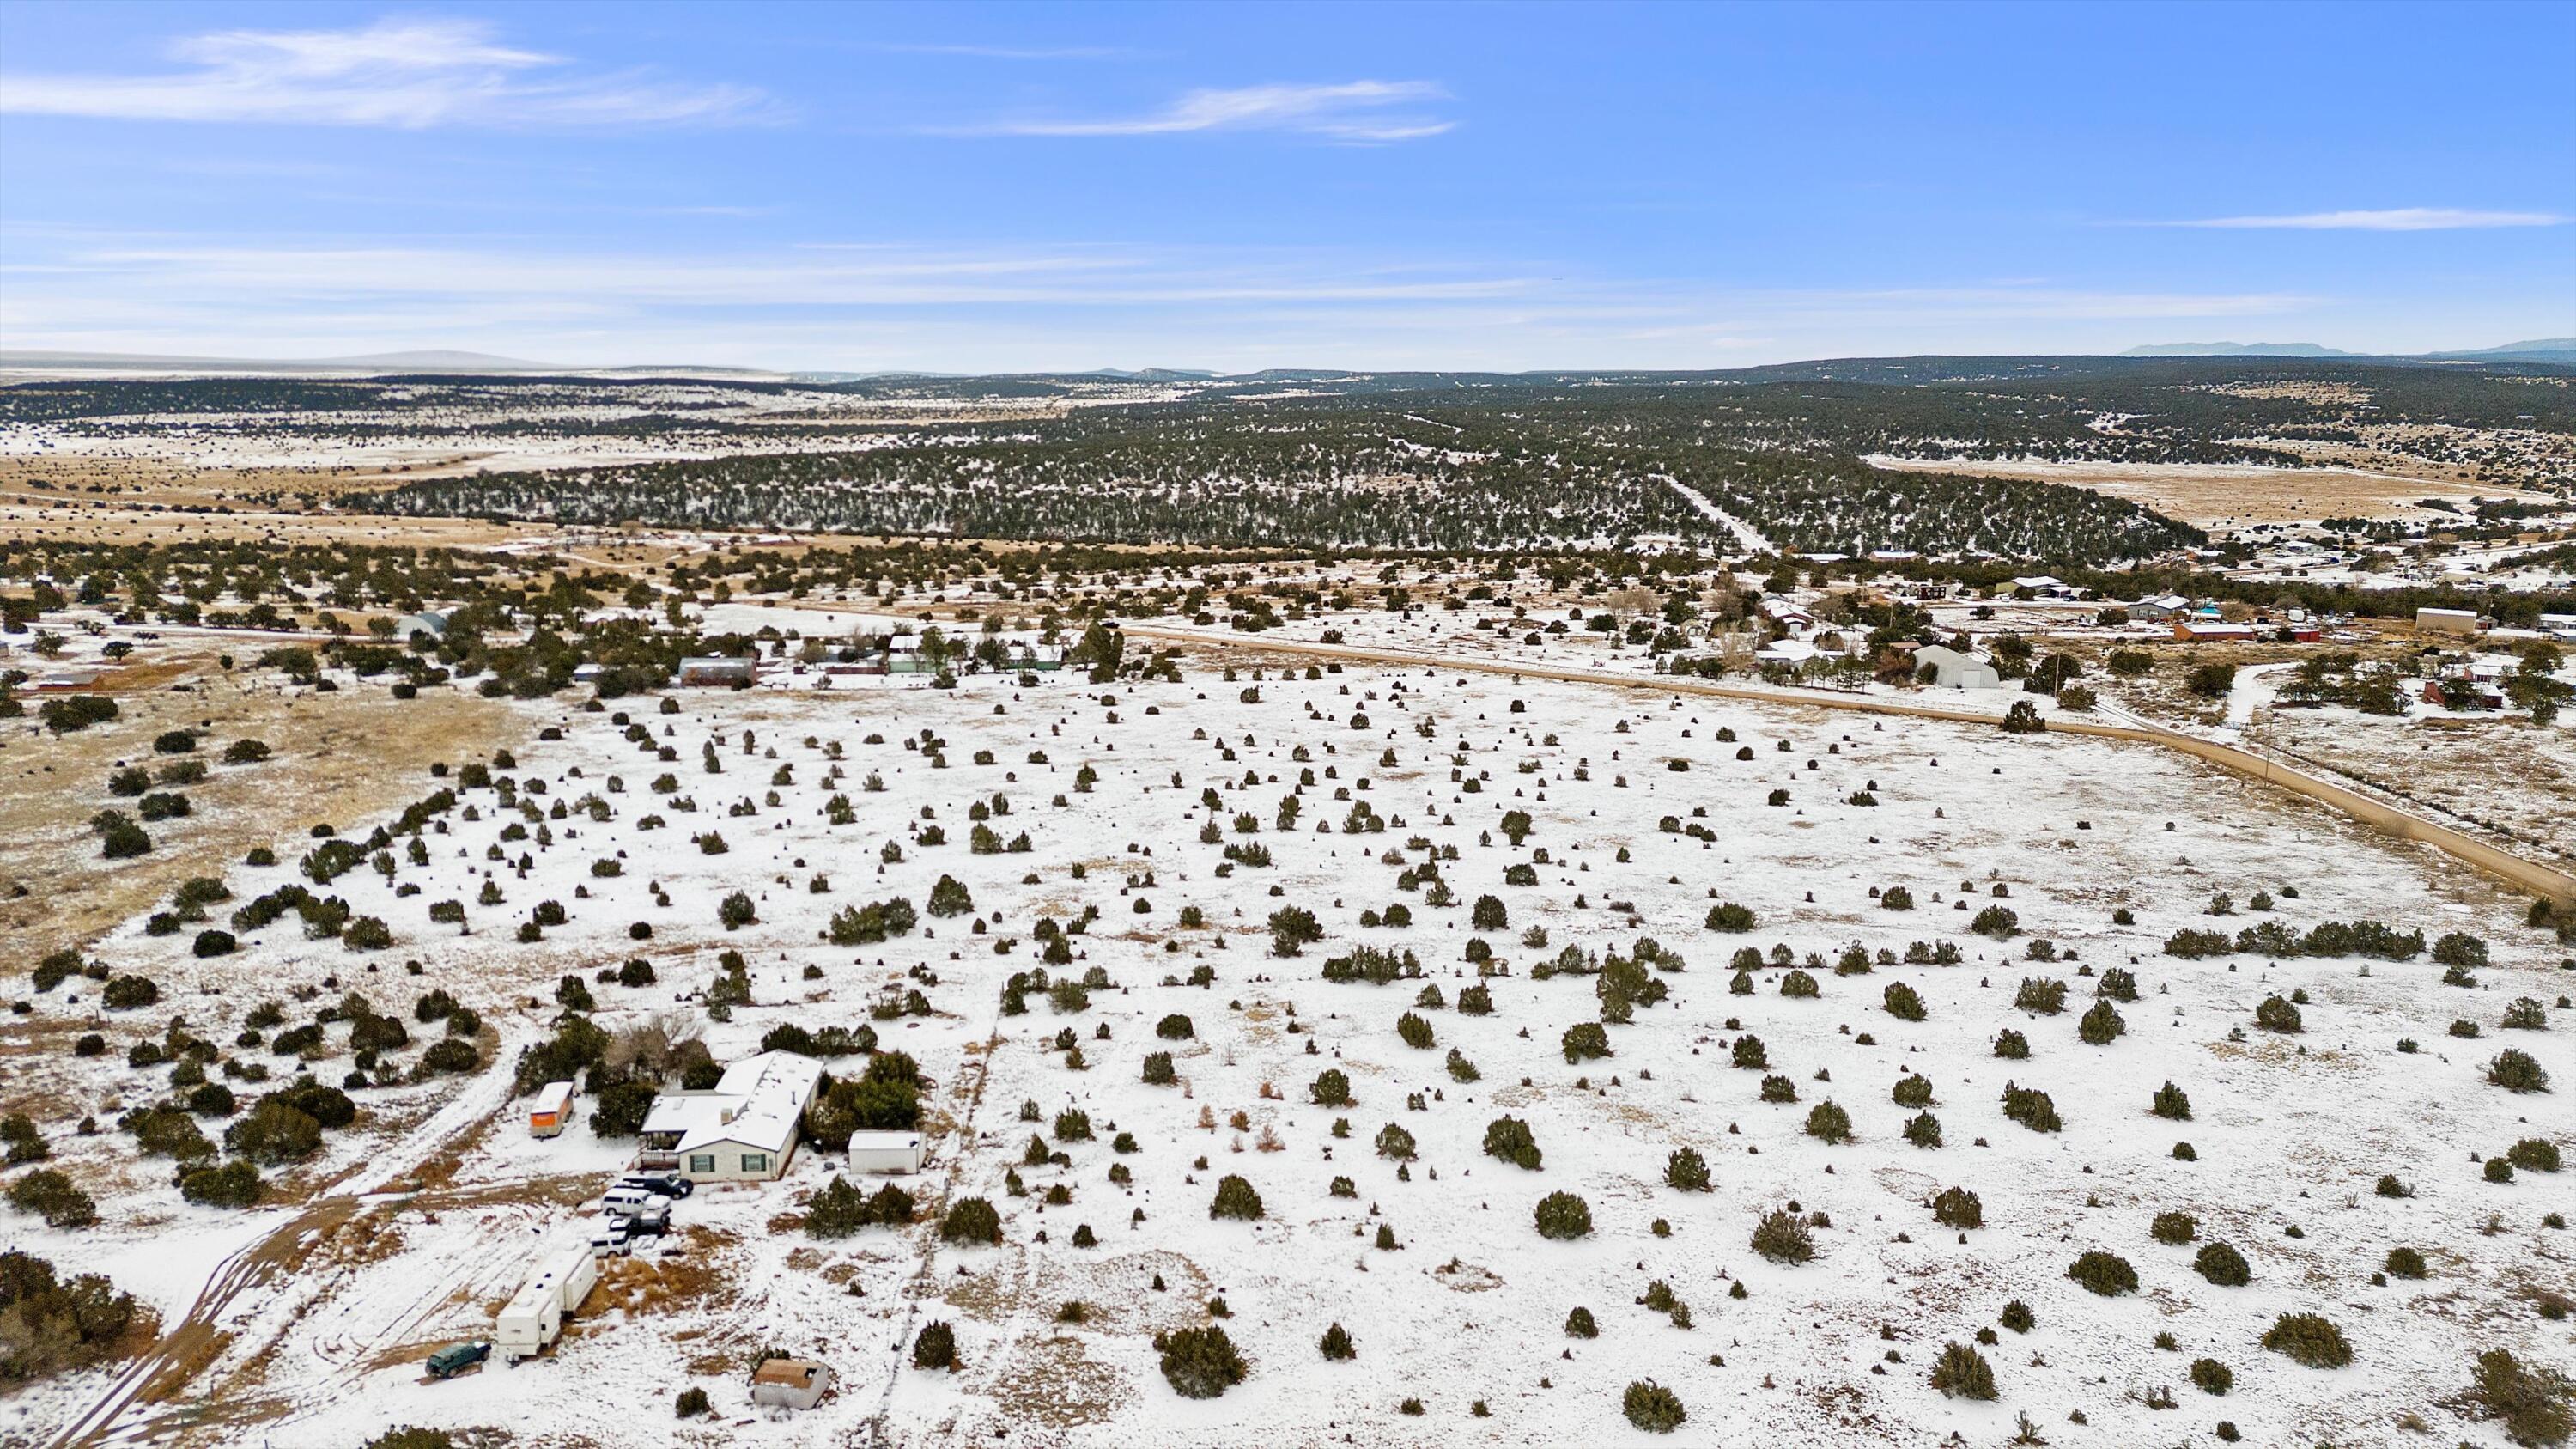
top-left (0, 349), bottom-right (797, 380)
top-left (317, 350), bottom-right (555, 370)
top-left (2121, 342), bottom-right (2355, 357)
top-left (1077, 368), bottom-right (1224, 381)
top-left (2422, 337), bottom-right (2576, 363)
top-left (0, 348), bottom-right (555, 374)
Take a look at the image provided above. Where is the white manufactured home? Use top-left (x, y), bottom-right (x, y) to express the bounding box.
top-left (635, 1050), bottom-right (824, 1182)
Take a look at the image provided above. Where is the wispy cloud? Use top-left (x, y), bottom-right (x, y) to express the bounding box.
top-left (0, 236), bottom-right (1534, 312)
top-left (2149, 208), bottom-right (2564, 231)
top-left (861, 42), bottom-right (1135, 61)
top-left (0, 229), bottom-right (2331, 370)
top-left (0, 17), bottom-right (769, 130)
top-left (959, 80), bottom-right (1454, 143)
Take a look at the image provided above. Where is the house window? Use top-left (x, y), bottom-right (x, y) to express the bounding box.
top-left (739, 1152), bottom-right (770, 1175)
top-left (687, 1154), bottom-right (715, 1175)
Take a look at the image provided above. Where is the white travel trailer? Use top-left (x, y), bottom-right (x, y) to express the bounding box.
top-left (496, 1246), bottom-right (599, 1364)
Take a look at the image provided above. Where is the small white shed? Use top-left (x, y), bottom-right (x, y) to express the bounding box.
top-left (847, 1130), bottom-right (925, 1174)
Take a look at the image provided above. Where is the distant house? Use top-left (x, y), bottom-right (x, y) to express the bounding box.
top-left (750, 1358), bottom-right (833, 1410)
top-left (2415, 607), bottom-right (2482, 637)
top-left (2172, 621), bottom-right (2258, 643)
top-left (392, 611), bottom-right (448, 640)
top-left (2421, 673), bottom-right (2507, 710)
top-left (1755, 638), bottom-right (1819, 667)
top-left (885, 636), bottom-right (942, 674)
top-left (635, 1051), bottom-right (823, 1181)
top-left (1759, 597), bottom-right (1820, 638)
top-left (1994, 575), bottom-right (2078, 600)
top-left (677, 656), bottom-right (757, 687)
top-left (1912, 644), bottom-right (1999, 690)
top-left (2129, 594), bottom-right (2191, 621)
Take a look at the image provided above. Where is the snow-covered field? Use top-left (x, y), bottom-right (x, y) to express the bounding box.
top-left (8, 657), bottom-right (2567, 1449)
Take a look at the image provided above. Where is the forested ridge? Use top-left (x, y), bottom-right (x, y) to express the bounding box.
top-left (353, 386), bottom-right (2208, 560)
top-left (20, 356), bottom-right (2573, 560)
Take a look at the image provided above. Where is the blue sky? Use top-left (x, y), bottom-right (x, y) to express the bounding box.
top-left (2, 0), bottom-right (2569, 370)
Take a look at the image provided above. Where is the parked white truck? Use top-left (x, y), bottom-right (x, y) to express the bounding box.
top-left (496, 1245), bottom-right (599, 1364)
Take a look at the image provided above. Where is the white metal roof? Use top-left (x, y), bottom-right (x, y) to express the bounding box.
top-left (640, 1050), bottom-right (823, 1155)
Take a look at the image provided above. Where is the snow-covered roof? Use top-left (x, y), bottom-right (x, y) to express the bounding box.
top-left (641, 1051), bottom-right (823, 1155)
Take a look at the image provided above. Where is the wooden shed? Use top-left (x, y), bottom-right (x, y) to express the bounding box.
top-left (750, 1357), bottom-right (832, 1410)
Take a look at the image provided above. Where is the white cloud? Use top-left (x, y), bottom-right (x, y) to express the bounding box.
top-left (860, 42), bottom-right (1135, 61)
top-left (2155, 208), bottom-right (2564, 231)
top-left (0, 230), bottom-right (2338, 370)
top-left (0, 17), bottom-right (768, 130)
top-left (962, 80), bottom-right (1453, 143)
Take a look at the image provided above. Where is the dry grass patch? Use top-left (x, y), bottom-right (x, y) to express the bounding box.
top-left (0, 654), bottom-right (523, 971)
top-left (587, 1228), bottom-right (739, 1318)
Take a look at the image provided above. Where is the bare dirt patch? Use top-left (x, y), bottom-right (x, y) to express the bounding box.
top-left (0, 648), bottom-right (524, 973)
top-left (1863, 455), bottom-right (2546, 528)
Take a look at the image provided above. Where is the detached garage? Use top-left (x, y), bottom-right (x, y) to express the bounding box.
top-left (1912, 645), bottom-right (1999, 690)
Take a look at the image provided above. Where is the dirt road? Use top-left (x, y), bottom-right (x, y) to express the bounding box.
top-left (1116, 623), bottom-right (2576, 908)
top-left (48, 1172), bottom-right (605, 1449)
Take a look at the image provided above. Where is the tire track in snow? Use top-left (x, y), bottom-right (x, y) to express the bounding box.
top-left (54, 1024), bottom-right (545, 1449)
top-left (858, 1021), bottom-right (1003, 1445)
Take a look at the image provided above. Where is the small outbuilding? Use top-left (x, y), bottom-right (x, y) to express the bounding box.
top-left (846, 1130), bottom-right (926, 1173)
top-left (750, 1357), bottom-right (833, 1410)
top-left (1911, 645), bottom-right (1999, 690)
top-left (677, 656), bottom-right (757, 687)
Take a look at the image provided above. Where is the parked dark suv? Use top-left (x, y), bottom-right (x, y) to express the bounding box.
top-left (617, 1172), bottom-right (694, 1200)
